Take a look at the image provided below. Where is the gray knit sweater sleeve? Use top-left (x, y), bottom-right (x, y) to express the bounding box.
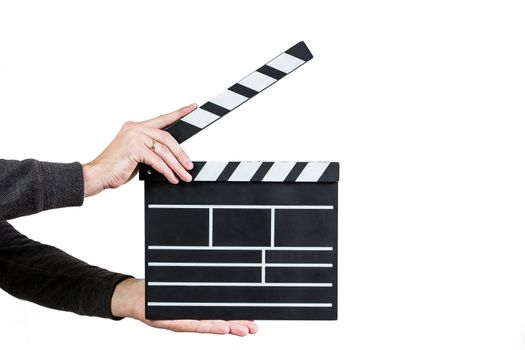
top-left (0, 159), bottom-right (84, 221)
top-left (0, 159), bottom-right (132, 319)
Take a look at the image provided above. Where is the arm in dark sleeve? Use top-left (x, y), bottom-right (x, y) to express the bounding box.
top-left (0, 159), bottom-right (84, 221)
top-left (0, 221), bottom-right (132, 319)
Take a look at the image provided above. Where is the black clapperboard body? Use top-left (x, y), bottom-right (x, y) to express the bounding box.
top-left (139, 42), bottom-right (339, 320)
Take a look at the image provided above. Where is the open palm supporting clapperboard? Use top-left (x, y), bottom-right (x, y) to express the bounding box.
top-left (139, 42), bottom-right (339, 320)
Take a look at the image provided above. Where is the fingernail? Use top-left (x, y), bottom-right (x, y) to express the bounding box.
top-left (186, 159), bottom-right (193, 169)
top-left (187, 174), bottom-right (192, 182)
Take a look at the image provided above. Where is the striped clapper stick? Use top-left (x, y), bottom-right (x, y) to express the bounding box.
top-left (140, 161), bottom-right (339, 320)
top-left (164, 41), bottom-right (313, 143)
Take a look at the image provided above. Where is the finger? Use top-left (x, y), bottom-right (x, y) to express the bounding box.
top-left (140, 148), bottom-right (179, 184)
top-left (138, 126), bottom-right (193, 171)
top-left (141, 103), bottom-right (198, 129)
top-left (150, 142), bottom-right (192, 182)
top-left (230, 320), bottom-right (258, 334)
top-left (171, 320), bottom-right (230, 334)
top-left (198, 320), bottom-right (230, 335)
top-left (228, 322), bottom-right (250, 337)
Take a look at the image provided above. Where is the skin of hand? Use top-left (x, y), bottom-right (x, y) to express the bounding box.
top-left (82, 104), bottom-right (198, 197)
top-left (110, 278), bottom-right (258, 336)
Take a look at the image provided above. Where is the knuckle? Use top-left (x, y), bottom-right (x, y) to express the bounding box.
top-left (160, 130), bottom-right (173, 143)
top-left (172, 144), bottom-right (183, 156)
top-left (122, 120), bottom-right (136, 129)
top-left (156, 143), bottom-right (169, 154)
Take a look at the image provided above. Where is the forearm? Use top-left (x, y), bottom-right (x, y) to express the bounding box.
top-left (0, 159), bottom-right (84, 221)
top-left (0, 221), bottom-right (132, 319)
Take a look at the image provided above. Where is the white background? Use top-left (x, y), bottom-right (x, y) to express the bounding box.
top-left (1, 0), bottom-right (524, 349)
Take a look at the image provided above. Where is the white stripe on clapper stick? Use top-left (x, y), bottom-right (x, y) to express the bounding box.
top-left (210, 90), bottom-right (248, 110)
top-left (194, 161), bottom-right (229, 181)
top-left (262, 162), bottom-right (296, 182)
top-left (267, 53), bottom-right (305, 74)
top-left (228, 161), bottom-right (263, 181)
top-left (180, 108), bottom-right (221, 129)
top-left (237, 71), bottom-right (276, 92)
top-left (295, 162), bottom-right (331, 182)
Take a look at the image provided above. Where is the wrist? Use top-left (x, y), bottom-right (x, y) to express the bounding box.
top-left (111, 277), bottom-right (141, 319)
top-left (82, 161), bottom-right (104, 197)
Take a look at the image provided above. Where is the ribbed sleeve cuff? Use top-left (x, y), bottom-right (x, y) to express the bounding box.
top-left (38, 161), bottom-right (84, 210)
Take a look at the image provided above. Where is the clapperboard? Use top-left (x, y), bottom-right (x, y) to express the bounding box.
top-left (139, 42), bottom-right (339, 320)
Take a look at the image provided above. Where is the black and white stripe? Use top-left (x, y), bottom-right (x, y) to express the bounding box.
top-left (140, 161), bottom-right (339, 182)
top-left (165, 41), bottom-right (313, 143)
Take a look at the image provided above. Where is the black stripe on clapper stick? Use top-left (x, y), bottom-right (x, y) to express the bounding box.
top-left (318, 163), bottom-right (340, 182)
top-left (216, 162), bottom-right (240, 181)
top-left (229, 83), bottom-right (258, 98)
top-left (257, 65), bottom-right (286, 80)
top-left (164, 41), bottom-right (313, 144)
top-left (250, 162), bottom-right (274, 182)
top-left (284, 162), bottom-right (308, 182)
top-left (200, 102), bottom-right (229, 117)
top-left (286, 41), bottom-right (314, 61)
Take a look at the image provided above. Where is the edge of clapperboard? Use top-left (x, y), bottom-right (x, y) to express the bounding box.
top-left (141, 161), bottom-right (339, 183)
top-left (138, 41), bottom-right (339, 181)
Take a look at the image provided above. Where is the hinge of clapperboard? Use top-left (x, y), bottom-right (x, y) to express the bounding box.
top-left (139, 41), bottom-right (338, 180)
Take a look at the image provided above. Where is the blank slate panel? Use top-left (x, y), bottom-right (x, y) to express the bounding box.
top-left (146, 209), bottom-right (209, 246)
top-left (275, 209), bottom-right (336, 247)
top-left (140, 161), bottom-right (339, 320)
top-left (214, 209), bottom-right (271, 247)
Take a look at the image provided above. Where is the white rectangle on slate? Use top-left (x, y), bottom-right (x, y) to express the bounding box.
top-left (238, 71), bottom-right (277, 92)
top-left (182, 108), bottom-right (221, 129)
top-left (194, 161), bottom-right (228, 181)
top-left (210, 90), bottom-right (248, 110)
top-left (147, 262), bottom-right (332, 268)
top-left (148, 246), bottom-right (333, 251)
top-left (148, 204), bottom-right (333, 209)
top-left (208, 208), bottom-right (213, 246)
top-left (267, 53), bottom-right (305, 74)
top-left (148, 282), bottom-right (333, 287)
top-left (148, 302), bottom-right (332, 308)
top-left (295, 162), bottom-right (331, 182)
top-left (262, 162), bottom-right (296, 182)
top-left (228, 161), bottom-right (263, 181)
top-left (148, 262), bottom-right (262, 267)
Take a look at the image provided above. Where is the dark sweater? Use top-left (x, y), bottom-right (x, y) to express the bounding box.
top-left (0, 159), bottom-right (132, 319)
